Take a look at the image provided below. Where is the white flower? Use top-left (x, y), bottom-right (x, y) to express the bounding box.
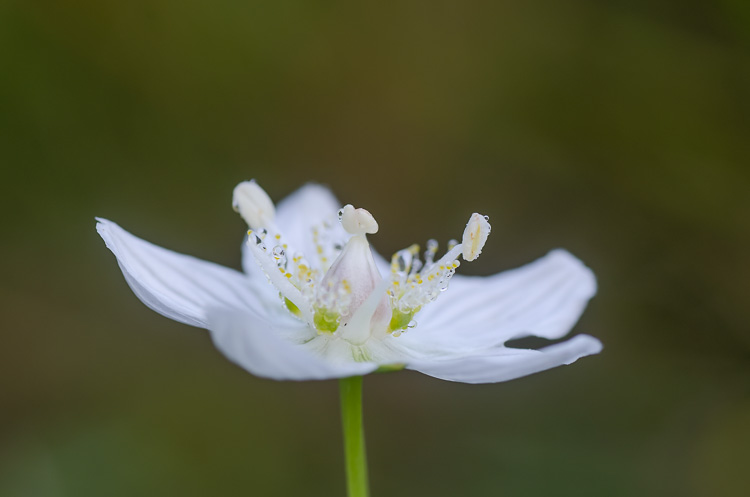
top-left (97, 181), bottom-right (602, 383)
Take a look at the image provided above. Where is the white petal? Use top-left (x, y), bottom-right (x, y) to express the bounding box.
top-left (207, 309), bottom-right (378, 381)
top-left (406, 334), bottom-right (602, 384)
top-left (405, 250), bottom-right (596, 350)
top-left (370, 247), bottom-right (391, 277)
top-left (276, 183), bottom-right (346, 252)
top-left (97, 218), bottom-right (284, 328)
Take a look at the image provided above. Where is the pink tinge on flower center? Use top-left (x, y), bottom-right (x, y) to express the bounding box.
top-left (314, 206), bottom-right (390, 344)
top-left (319, 235), bottom-right (387, 324)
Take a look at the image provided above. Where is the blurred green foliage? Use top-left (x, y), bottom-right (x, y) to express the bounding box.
top-left (1, 1), bottom-right (748, 496)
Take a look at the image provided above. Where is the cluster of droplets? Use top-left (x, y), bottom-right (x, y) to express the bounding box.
top-left (311, 217), bottom-right (345, 273)
top-left (387, 238), bottom-right (461, 336)
top-left (249, 229), bottom-right (318, 316)
top-left (249, 216), bottom-right (352, 327)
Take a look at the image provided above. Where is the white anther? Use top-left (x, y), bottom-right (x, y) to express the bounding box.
top-left (233, 180), bottom-right (275, 229)
top-left (461, 213), bottom-right (491, 261)
top-left (340, 204), bottom-right (378, 235)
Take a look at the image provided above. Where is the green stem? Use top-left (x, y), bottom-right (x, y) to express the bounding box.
top-left (339, 375), bottom-right (369, 497)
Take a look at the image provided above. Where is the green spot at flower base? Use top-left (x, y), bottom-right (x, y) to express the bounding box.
top-left (284, 297), bottom-right (302, 317)
top-left (388, 307), bottom-right (420, 333)
top-left (314, 307), bottom-right (340, 334)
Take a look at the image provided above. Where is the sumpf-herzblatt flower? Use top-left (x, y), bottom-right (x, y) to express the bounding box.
top-left (97, 181), bottom-right (601, 382)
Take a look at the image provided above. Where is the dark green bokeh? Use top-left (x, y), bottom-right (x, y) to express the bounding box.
top-left (1, 1), bottom-right (749, 496)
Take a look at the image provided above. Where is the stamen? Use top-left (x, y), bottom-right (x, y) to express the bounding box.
top-left (386, 212), bottom-right (491, 334)
top-left (245, 229), bottom-right (313, 324)
top-left (462, 213), bottom-right (491, 261)
top-left (233, 180), bottom-right (275, 229)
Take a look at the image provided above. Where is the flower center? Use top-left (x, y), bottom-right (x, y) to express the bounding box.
top-left (234, 181), bottom-right (491, 345)
top-left (312, 206), bottom-right (383, 336)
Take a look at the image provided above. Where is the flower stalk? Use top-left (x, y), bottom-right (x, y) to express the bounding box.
top-left (339, 375), bottom-right (369, 497)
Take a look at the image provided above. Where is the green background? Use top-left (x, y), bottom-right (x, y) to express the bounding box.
top-left (1, 1), bottom-right (749, 496)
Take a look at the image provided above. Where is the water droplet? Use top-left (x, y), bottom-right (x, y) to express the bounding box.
top-left (272, 245), bottom-right (287, 269)
top-left (251, 233), bottom-right (263, 245)
top-left (411, 259), bottom-right (423, 274)
top-left (394, 249), bottom-right (413, 273)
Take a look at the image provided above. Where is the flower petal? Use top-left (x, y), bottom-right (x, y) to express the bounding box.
top-left (207, 309), bottom-right (378, 381)
top-left (276, 183), bottom-right (346, 253)
top-left (406, 250), bottom-right (596, 349)
top-left (97, 218), bottom-right (284, 328)
top-left (406, 334), bottom-right (602, 383)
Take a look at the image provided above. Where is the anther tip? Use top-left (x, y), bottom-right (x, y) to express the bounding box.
top-left (462, 213), bottom-right (491, 261)
top-left (233, 180), bottom-right (275, 229)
